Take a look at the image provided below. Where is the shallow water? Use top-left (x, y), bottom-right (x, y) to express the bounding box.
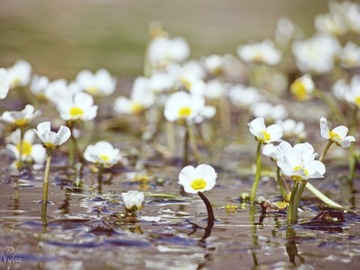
top-left (1, 138), bottom-right (360, 270)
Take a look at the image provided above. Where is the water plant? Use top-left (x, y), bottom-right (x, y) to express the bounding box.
top-left (121, 190), bottom-right (145, 217)
top-left (178, 164), bottom-right (217, 238)
top-left (33, 121), bottom-right (71, 219)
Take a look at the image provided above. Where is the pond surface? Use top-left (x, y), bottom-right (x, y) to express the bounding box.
top-left (1, 119), bottom-right (360, 270)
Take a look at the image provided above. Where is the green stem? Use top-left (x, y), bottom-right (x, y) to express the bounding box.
top-left (250, 141), bottom-right (263, 206)
top-left (67, 121), bottom-right (75, 167)
top-left (187, 124), bottom-right (202, 163)
top-left (41, 150), bottom-right (52, 220)
top-left (98, 164), bottom-right (103, 194)
top-left (183, 124), bottom-right (189, 166)
top-left (319, 141), bottom-right (333, 162)
top-left (348, 106), bottom-right (358, 181)
top-left (276, 165), bottom-right (287, 200)
top-left (287, 180), bottom-right (299, 225)
top-left (288, 180), bottom-right (307, 225)
top-left (18, 127), bottom-right (25, 171)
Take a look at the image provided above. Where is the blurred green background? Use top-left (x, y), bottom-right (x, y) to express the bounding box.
top-left (0, 0), bottom-right (329, 79)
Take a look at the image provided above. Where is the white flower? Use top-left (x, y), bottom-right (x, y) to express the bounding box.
top-left (315, 12), bottom-right (347, 36)
top-left (177, 74), bottom-right (206, 96)
top-left (34, 121), bottom-right (71, 150)
top-left (262, 143), bottom-right (278, 160)
top-left (163, 91), bottom-right (205, 124)
top-left (114, 77), bottom-right (155, 115)
top-left (57, 92), bottom-right (98, 121)
top-left (30, 75), bottom-right (49, 99)
top-left (344, 75), bottom-right (360, 107)
top-left (121, 190), bottom-right (145, 212)
top-left (290, 74), bottom-right (315, 101)
top-left (237, 40), bottom-right (282, 65)
top-left (148, 71), bottom-right (177, 94)
top-left (6, 60), bottom-right (32, 88)
top-left (202, 54), bottom-right (226, 76)
top-left (339, 42), bottom-right (360, 68)
top-left (228, 84), bottom-right (262, 107)
top-left (193, 105), bottom-right (216, 124)
top-left (0, 104), bottom-right (41, 127)
top-left (275, 17), bottom-right (296, 47)
top-left (6, 129), bottom-right (46, 164)
top-left (148, 36), bottom-right (190, 68)
top-left (0, 68), bottom-right (10, 99)
top-left (204, 79), bottom-right (225, 99)
top-left (275, 119), bottom-right (306, 139)
top-left (75, 69), bottom-right (116, 97)
top-left (44, 79), bottom-right (82, 104)
top-left (277, 141), bottom-right (326, 181)
top-left (320, 117), bottom-right (355, 148)
top-left (344, 2), bottom-right (360, 33)
top-left (178, 164), bottom-right (217, 194)
top-left (248, 117), bottom-right (283, 144)
top-left (250, 101), bottom-right (288, 121)
top-left (83, 141), bottom-right (121, 168)
top-left (292, 33), bottom-right (341, 73)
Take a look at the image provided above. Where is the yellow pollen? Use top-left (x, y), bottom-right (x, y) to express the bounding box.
top-left (131, 103), bottom-right (144, 114)
top-left (14, 118), bottom-right (28, 127)
top-left (274, 201), bottom-right (288, 209)
top-left (178, 107), bottom-right (192, 117)
top-left (180, 77), bottom-right (192, 90)
top-left (69, 107), bottom-right (84, 117)
top-left (329, 130), bottom-right (342, 145)
top-left (260, 131), bottom-right (271, 142)
top-left (191, 178), bottom-right (207, 191)
top-left (303, 169), bottom-right (309, 176)
top-left (99, 155), bottom-right (110, 161)
top-left (293, 165), bottom-right (302, 171)
top-left (355, 96), bottom-right (360, 107)
top-left (17, 141), bottom-right (32, 156)
top-left (290, 80), bottom-right (308, 101)
top-left (86, 87), bottom-right (99, 95)
top-left (253, 53), bottom-right (265, 63)
top-left (291, 175), bottom-right (304, 181)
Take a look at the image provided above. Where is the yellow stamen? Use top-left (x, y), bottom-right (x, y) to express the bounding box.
top-left (178, 107), bottom-right (192, 118)
top-left (260, 131), bottom-right (270, 143)
top-left (290, 80), bottom-right (308, 101)
top-left (69, 107), bottom-right (84, 117)
top-left (180, 77), bottom-right (192, 90)
top-left (191, 178), bottom-right (206, 191)
top-left (99, 155), bottom-right (110, 161)
top-left (355, 96), bottom-right (360, 107)
top-left (17, 141), bottom-right (32, 156)
top-left (86, 87), bottom-right (99, 95)
top-left (14, 118), bottom-right (28, 127)
top-left (131, 103), bottom-right (144, 114)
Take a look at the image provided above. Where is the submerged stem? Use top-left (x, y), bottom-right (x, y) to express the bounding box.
top-left (287, 180), bottom-right (299, 225)
top-left (198, 191), bottom-right (214, 241)
top-left (18, 127), bottom-right (25, 171)
top-left (41, 150), bottom-right (52, 219)
top-left (250, 141), bottom-right (263, 206)
top-left (98, 164), bottom-right (104, 194)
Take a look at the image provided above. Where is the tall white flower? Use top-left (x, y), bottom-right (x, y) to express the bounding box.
top-left (0, 68), bottom-right (10, 99)
top-left (178, 164), bottom-right (217, 194)
top-left (121, 190), bottom-right (145, 212)
top-left (114, 77), bottom-right (155, 115)
top-left (292, 33), bottom-right (341, 73)
top-left (44, 79), bottom-right (82, 104)
top-left (148, 36), bottom-right (190, 69)
top-left (275, 119), bottom-right (307, 140)
top-left (0, 104), bottom-right (41, 128)
top-left (315, 12), bottom-right (347, 36)
top-left (320, 117), bottom-right (355, 148)
top-left (277, 141), bottom-right (326, 181)
top-left (57, 92), bottom-right (98, 121)
top-left (34, 121), bottom-right (71, 150)
top-left (164, 91), bottom-right (206, 124)
top-left (344, 75), bottom-right (360, 107)
top-left (75, 69), bottom-right (116, 97)
top-left (30, 75), bottom-right (49, 99)
top-left (248, 117), bottom-right (283, 144)
top-left (290, 74), bottom-right (315, 101)
top-left (237, 40), bottom-right (282, 65)
top-left (83, 141), bottom-right (121, 168)
top-left (250, 101), bottom-right (288, 121)
top-left (339, 42), bottom-right (360, 69)
top-left (228, 84), bottom-right (262, 107)
top-left (6, 60), bottom-right (32, 89)
top-left (6, 129), bottom-right (46, 164)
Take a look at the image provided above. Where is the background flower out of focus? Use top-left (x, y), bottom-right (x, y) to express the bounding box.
top-left (0, 0), bottom-right (328, 79)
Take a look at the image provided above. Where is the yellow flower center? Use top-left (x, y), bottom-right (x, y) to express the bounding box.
top-left (355, 96), bottom-right (360, 107)
top-left (180, 77), bottom-right (192, 90)
top-left (178, 107), bottom-right (192, 118)
top-left (11, 77), bottom-right (21, 88)
top-left (17, 141), bottom-right (32, 156)
top-left (274, 201), bottom-right (288, 209)
top-left (131, 103), bottom-right (144, 114)
top-left (70, 107), bottom-right (84, 117)
top-left (14, 118), bottom-right (28, 127)
top-left (329, 130), bottom-right (342, 145)
top-left (290, 80), bottom-right (308, 101)
top-left (86, 87), bottom-right (99, 95)
top-left (191, 178), bottom-right (207, 191)
top-left (99, 155), bottom-right (110, 162)
top-left (291, 175), bottom-right (303, 181)
top-left (260, 131), bottom-right (271, 143)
